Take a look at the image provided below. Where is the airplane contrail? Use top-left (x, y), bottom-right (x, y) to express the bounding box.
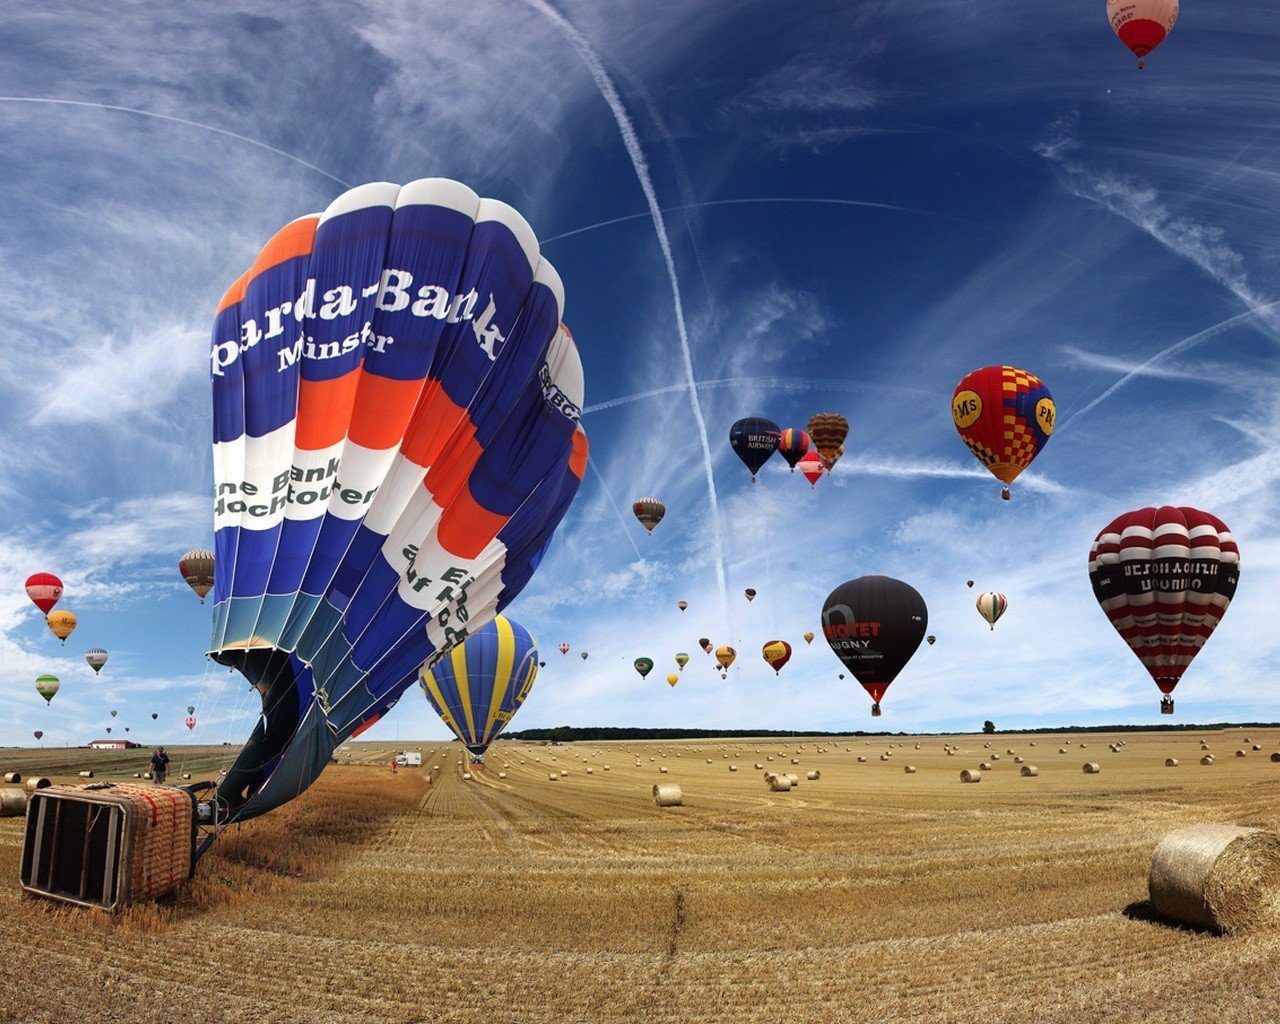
top-left (0, 96), bottom-right (352, 188)
top-left (586, 456), bottom-right (644, 561)
top-left (582, 374), bottom-right (927, 416)
top-left (522, 0), bottom-right (730, 618)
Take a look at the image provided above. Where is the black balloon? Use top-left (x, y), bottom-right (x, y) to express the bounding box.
top-left (822, 576), bottom-right (927, 711)
top-left (729, 417), bottom-right (781, 481)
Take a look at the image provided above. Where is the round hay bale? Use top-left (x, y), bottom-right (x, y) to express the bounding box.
top-left (181, 772), bottom-right (191, 780)
top-left (1014, 756), bottom-right (1025, 764)
top-left (1149, 824), bottom-right (1280, 932)
top-left (1059, 747), bottom-right (1068, 754)
top-left (1201, 755), bottom-right (1216, 765)
top-left (790, 758), bottom-right (799, 765)
top-left (767, 775), bottom-right (792, 792)
top-left (706, 758), bottom-right (713, 764)
top-left (0, 789), bottom-right (28, 816)
top-left (1006, 749), bottom-right (1016, 755)
top-left (586, 767), bottom-right (594, 774)
top-left (1020, 765), bottom-right (1039, 777)
top-left (659, 766), bottom-right (668, 774)
top-left (498, 772), bottom-right (508, 779)
top-left (880, 754), bottom-right (890, 761)
top-left (1253, 745), bottom-right (1262, 752)
top-left (132, 773), bottom-right (141, 779)
top-left (904, 765), bottom-right (917, 774)
top-left (1237, 750), bottom-right (1248, 758)
top-left (785, 774), bottom-right (800, 786)
top-left (1244, 737), bottom-right (1252, 743)
top-left (980, 762), bottom-right (992, 771)
top-left (26, 777), bottom-right (50, 791)
top-left (960, 769), bottom-right (982, 783)
top-left (766, 756), bottom-right (775, 762)
top-left (1080, 743), bottom-right (1087, 749)
top-left (915, 743), bottom-right (921, 750)
top-left (754, 763), bottom-right (764, 770)
top-left (1083, 762), bottom-right (1100, 774)
top-left (991, 754), bottom-right (1001, 761)
top-left (1271, 753), bottom-right (1280, 763)
top-left (1029, 741), bottom-right (1036, 747)
top-left (857, 756), bottom-right (867, 763)
top-left (946, 750), bottom-right (955, 756)
top-left (653, 782), bottom-right (683, 806)
top-left (548, 773), bottom-right (558, 781)
top-left (806, 770), bottom-right (820, 781)
top-left (603, 765), bottom-right (610, 771)
top-left (77, 771), bottom-right (94, 778)
top-left (983, 742), bottom-right (991, 748)
top-left (2, 772), bottom-right (20, 784)
top-left (462, 772), bottom-right (473, 781)
top-left (1165, 758), bottom-right (1180, 767)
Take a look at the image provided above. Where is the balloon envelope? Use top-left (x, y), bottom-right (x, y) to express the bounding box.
top-left (952, 366), bottom-right (1053, 497)
top-left (822, 576), bottom-right (927, 709)
top-left (206, 178), bottom-right (586, 823)
top-left (803, 631), bottom-right (815, 644)
top-left (1088, 506), bottom-right (1239, 702)
top-left (634, 657), bottom-right (654, 679)
top-left (1107, 0), bottom-right (1177, 66)
top-left (976, 592), bottom-right (1008, 630)
top-left (420, 614), bottom-right (538, 756)
top-left (25, 573), bottom-right (62, 614)
top-left (798, 450), bottom-right (824, 488)
top-left (33, 731), bottom-right (43, 741)
top-left (35, 674), bottom-right (59, 704)
top-left (187, 705), bottom-right (196, 715)
top-left (762, 640), bottom-right (792, 675)
top-left (632, 497), bottom-right (665, 533)
top-left (675, 652), bottom-right (689, 670)
top-left (84, 647), bottom-right (108, 674)
top-left (558, 643), bottom-right (570, 655)
top-left (806, 413), bottom-right (848, 470)
top-left (46, 610), bottom-right (76, 643)
top-left (677, 601), bottom-right (687, 612)
top-left (180, 549), bottom-right (215, 603)
top-left (715, 645), bottom-right (736, 669)
top-left (744, 588), bottom-right (756, 602)
top-left (729, 417), bottom-right (780, 481)
top-left (666, 674), bottom-right (678, 687)
top-left (777, 428), bottom-right (810, 471)
top-left (185, 716), bottom-right (196, 730)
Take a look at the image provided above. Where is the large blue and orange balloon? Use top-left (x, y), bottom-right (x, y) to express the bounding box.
top-left (419, 614), bottom-right (538, 758)
top-left (207, 178), bottom-right (586, 822)
top-left (952, 365), bottom-right (1054, 499)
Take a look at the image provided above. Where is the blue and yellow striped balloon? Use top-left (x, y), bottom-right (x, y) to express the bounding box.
top-left (420, 615), bottom-right (538, 757)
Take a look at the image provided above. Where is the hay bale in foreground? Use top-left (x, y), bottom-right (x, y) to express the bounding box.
top-left (1083, 762), bottom-right (1101, 774)
top-left (991, 754), bottom-right (1001, 761)
top-left (1014, 756), bottom-right (1025, 764)
top-left (1166, 758), bottom-right (1180, 767)
top-left (548, 773), bottom-right (558, 781)
top-left (0, 789), bottom-right (27, 816)
top-left (3, 772), bottom-right (20, 784)
top-left (767, 775), bottom-right (791, 792)
top-left (857, 756), bottom-right (868, 763)
top-left (1236, 750), bottom-right (1248, 758)
top-left (1020, 765), bottom-right (1039, 777)
top-left (653, 783), bottom-right (683, 806)
top-left (1271, 753), bottom-right (1280, 763)
top-left (1149, 824), bottom-right (1280, 933)
top-left (1201, 755), bottom-right (1215, 765)
top-left (498, 772), bottom-right (508, 779)
top-left (806, 770), bottom-right (820, 781)
top-left (785, 773), bottom-right (800, 786)
top-left (25, 777), bottom-right (50, 791)
top-left (904, 765), bottom-right (917, 774)
top-left (979, 762), bottom-right (992, 771)
top-left (1253, 745), bottom-right (1262, 752)
top-left (960, 769), bottom-right (981, 783)
top-left (77, 771), bottom-right (94, 778)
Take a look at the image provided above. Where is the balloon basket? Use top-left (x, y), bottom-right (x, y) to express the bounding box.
top-left (20, 783), bottom-right (195, 911)
top-left (1161, 699), bottom-right (1174, 715)
top-left (871, 703), bottom-right (882, 718)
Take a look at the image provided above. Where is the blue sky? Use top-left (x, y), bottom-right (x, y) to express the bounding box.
top-left (0, 1), bottom-right (1277, 749)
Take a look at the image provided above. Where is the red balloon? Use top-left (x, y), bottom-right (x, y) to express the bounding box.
top-left (798, 450), bottom-right (824, 488)
top-left (25, 572), bottom-right (63, 614)
top-left (1107, 0), bottom-right (1178, 69)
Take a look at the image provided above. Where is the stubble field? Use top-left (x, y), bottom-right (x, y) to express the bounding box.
top-left (1, 728), bottom-right (1278, 1024)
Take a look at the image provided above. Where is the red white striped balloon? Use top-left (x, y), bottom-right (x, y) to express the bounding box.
top-left (1107, 0), bottom-right (1178, 68)
top-left (24, 572), bottom-right (63, 614)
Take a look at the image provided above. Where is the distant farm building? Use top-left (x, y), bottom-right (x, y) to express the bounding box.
top-left (87, 740), bottom-right (140, 750)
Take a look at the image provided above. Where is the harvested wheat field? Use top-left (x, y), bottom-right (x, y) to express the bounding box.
top-left (3, 728), bottom-right (1280, 1024)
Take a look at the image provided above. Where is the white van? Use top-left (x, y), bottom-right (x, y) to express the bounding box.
top-left (395, 751), bottom-right (422, 767)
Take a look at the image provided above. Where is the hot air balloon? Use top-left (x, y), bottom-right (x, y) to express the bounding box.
top-left (952, 366), bottom-right (1054, 500)
top-left (420, 614), bottom-right (538, 759)
top-left (966, 580), bottom-right (974, 588)
top-left (677, 601), bottom-right (688, 612)
top-left (538, 660), bottom-right (546, 668)
top-left (632, 497), bottom-right (665, 534)
top-left (105, 727), bottom-right (112, 734)
top-left (976, 592), bottom-right (1007, 630)
top-left (634, 657), bottom-right (654, 679)
top-left (803, 631), bottom-right (814, 644)
top-left (125, 727), bottom-right (130, 733)
top-left (776, 428), bottom-right (810, 471)
top-left (675, 652), bottom-right (690, 671)
top-left (822, 576), bottom-right (927, 717)
top-left (1089, 506), bottom-right (1239, 714)
top-left (762, 640), bottom-right (792, 675)
top-left (838, 673), bottom-right (844, 680)
top-left (744, 588), bottom-right (757, 602)
top-left (559, 643), bottom-right (570, 656)
top-left (580, 652), bottom-right (589, 661)
top-left (1107, 0), bottom-right (1178, 69)
top-left (84, 647), bottom-right (108, 674)
top-left (927, 635), bottom-right (936, 646)
top-left (25, 573), bottom-right (62, 614)
top-left (666, 674), bottom-right (678, 687)
top-left (699, 637), bottom-right (712, 654)
top-left (187, 705), bottom-right (196, 715)
top-left (798, 450), bottom-right (824, 488)
top-left (205, 177), bottom-right (586, 825)
top-left (807, 413), bottom-right (848, 470)
top-left (151, 713), bottom-right (158, 720)
top-left (729, 417), bottom-right (781, 482)
top-left (110, 709), bottom-right (118, 718)
top-left (46, 610), bottom-right (76, 644)
top-left (179, 549), bottom-right (215, 603)
top-left (35, 674), bottom-right (59, 705)
top-left (33, 731), bottom-right (43, 742)
top-left (185, 716), bottom-right (196, 730)
top-left (715, 646), bottom-right (736, 670)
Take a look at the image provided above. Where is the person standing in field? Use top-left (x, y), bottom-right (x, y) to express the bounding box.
top-left (150, 747), bottom-right (170, 785)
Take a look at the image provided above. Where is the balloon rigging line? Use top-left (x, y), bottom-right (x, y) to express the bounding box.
top-left (522, 0), bottom-right (730, 627)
